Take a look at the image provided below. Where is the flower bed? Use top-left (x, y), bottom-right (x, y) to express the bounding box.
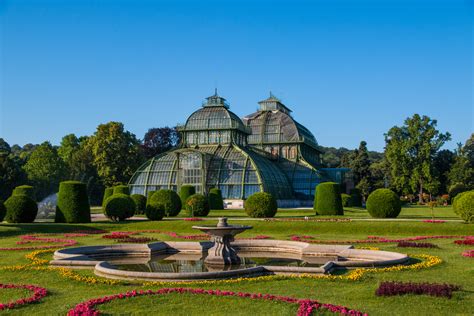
top-left (461, 250), bottom-right (474, 257)
top-left (422, 220), bottom-right (446, 223)
top-left (375, 281), bottom-right (461, 298)
top-left (454, 239), bottom-right (474, 246)
top-left (67, 287), bottom-right (367, 316)
top-left (397, 241), bottom-right (438, 248)
top-left (0, 284), bottom-right (48, 310)
top-left (183, 218), bottom-right (203, 221)
top-left (264, 218), bottom-right (351, 222)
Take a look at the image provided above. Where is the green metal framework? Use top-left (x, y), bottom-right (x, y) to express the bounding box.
top-left (129, 92), bottom-right (349, 201)
top-left (129, 91), bottom-right (294, 200)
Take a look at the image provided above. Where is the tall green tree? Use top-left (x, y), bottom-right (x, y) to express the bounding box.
top-left (58, 134), bottom-right (80, 166)
top-left (0, 139), bottom-right (27, 200)
top-left (449, 134), bottom-right (474, 188)
top-left (384, 114), bottom-right (451, 202)
top-left (87, 122), bottom-right (144, 187)
top-left (23, 142), bottom-right (68, 200)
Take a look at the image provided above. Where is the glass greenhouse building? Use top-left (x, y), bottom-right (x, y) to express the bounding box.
top-left (129, 92), bottom-right (351, 207)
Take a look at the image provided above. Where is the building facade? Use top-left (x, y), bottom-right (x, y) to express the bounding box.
top-left (129, 92), bottom-right (351, 207)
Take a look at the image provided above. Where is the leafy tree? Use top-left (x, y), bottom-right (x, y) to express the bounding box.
top-left (23, 142), bottom-right (68, 200)
top-left (0, 139), bottom-right (26, 200)
top-left (58, 134), bottom-right (80, 165)
top-left (142, 127), bottom-right (181, 159)
top-left (449, 134), bottom-right (474, 188)
top-left (369, 159), bottom-right (388, 190)
top-left (384, 114), bottom-right (451, 202)
top-left (87, 122), bottom-right (144, 187)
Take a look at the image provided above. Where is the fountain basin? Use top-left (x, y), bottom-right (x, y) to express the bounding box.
top-left (50, 240), bottom-right (409, 281)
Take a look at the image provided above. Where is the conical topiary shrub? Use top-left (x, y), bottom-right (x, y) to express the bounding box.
top-left (102, 187), bottom-right (114, 207)
top-left (350, 188), bottom-right (362, 207)
top-left (4, 195), bottom-right (38, 223)
top-left (208, 188), bottom-right (224, 210)
top-left (314, 182), bottom-right (344, 215)
top-left (55, 181), bottom-right (91, 223)
top-left (131, 194), bottom-right (147, 215)
top-left (179, 185), bottom-right (195, 207)
top-left (113, 185), bottom-right (130, 195)
top-left (13, 185), bottom-right (36, 201)
top-left (0, 200), bottom-right (6, 222)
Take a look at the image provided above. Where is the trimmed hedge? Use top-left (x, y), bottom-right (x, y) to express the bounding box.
top-left (0, 200), bottom-right (6, 222)
top-left (314, 182), bottom-right (343, 215)
top-left (113, 185), bottom-right (130, 195)
top-left (453, 190), bottom-right (474, 223)
top-left (147, 190), bottom-right (181, 220)
top-left (55, 181), bottom-right (91, 223)
top-left (179, 185), bottom-right (196, 207)
top-left (208, 188), bottom-right (224, 210)
top-left (366, 188), bottom-right (401, 218)
top-left (102, 187), bottom-right (114, 207)
top-left (103, 193), bottom-right (135, 222)
top-left (350, 188), bottom-right (363, 207)
top-left (146, 191), bottom-right (156, 206)
top-left (184, 194), bottom-right (210, 217)
top-left (453, 191), bottom-right (468, 211)
top-left (341, 193), bottom-right (351, 207)
top-left (244, 192), bottom-right (278, 218)
top-left (131, 194), bottom-right (147, 215)
top-left (4, 195), bottom-right (38, 223)
top-left (13, 185), bottom-right (36, 201)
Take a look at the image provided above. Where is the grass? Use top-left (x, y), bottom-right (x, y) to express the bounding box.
top-left (0, 206), bottom-right (472, 315)
top-left (91, 204), bottom-right (461, 221)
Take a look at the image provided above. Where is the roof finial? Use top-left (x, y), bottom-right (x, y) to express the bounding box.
top-left (214, 87), bottom-right (218, 96)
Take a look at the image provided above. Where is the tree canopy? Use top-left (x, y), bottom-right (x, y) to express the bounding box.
top-left (384, 114), bottom-right (451, 200)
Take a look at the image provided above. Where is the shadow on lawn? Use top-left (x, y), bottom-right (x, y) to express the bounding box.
top-left (0, 223), bottom-right (106, 237)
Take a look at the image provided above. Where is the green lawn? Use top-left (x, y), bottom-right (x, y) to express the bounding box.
top-left (0, 206), bottom-right (472, 315)
top-left (91, 204), bottom-right (461, 221)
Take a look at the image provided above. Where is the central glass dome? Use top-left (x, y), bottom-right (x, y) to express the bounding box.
top-left (129, 92), bottom-right (294, 200)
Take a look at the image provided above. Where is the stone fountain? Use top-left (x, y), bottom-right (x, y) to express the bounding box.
top-left (192, 217), bottom-right (252, 266)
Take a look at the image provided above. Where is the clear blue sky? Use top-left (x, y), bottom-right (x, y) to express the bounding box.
top-left (1, 0), bottom-right (472, 152)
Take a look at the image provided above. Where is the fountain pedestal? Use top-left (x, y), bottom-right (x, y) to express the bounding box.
top-left (193, 217), bottom-right (252, 267)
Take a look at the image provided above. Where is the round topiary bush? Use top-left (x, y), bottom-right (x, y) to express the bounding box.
top-left (314, 182), bottom-right (343, 215)
top-left (131, 194), bottom-right (147, 215)
top-left (350, 188), bottom-right (362, 207)
top-left (103, 193), bottom-right (135, 222)
top-left (113, 185), bottom-right (130, 195)
top-left (147, 190), bottom-right (182, 220)
top-left (366, 189), bottom-right (401, 218)
top-left (13, 185), bottom-right (36, 201)
top-left (184, 194), bottom-right (210, 217)
top-left (453, 191), bottom-right (468, 211)
top-left (341, 193), bottom-right (351, 207)
top-left (0, 200), bottom-right (6, 222)
top-left (454, 190), bottom-right (474, 223)
top-left (4, 195), bottom-right (38, 223)
top-left (55, 181), bottom-right (91, 223)
top-left (179, 185), bottom-right (196, 207)
top-left (244, 192), bottom-right (278, 218)
top-left (208, 188), bottom-right (224, 210)
top-left (102, 187), bottom-right (114, 207)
